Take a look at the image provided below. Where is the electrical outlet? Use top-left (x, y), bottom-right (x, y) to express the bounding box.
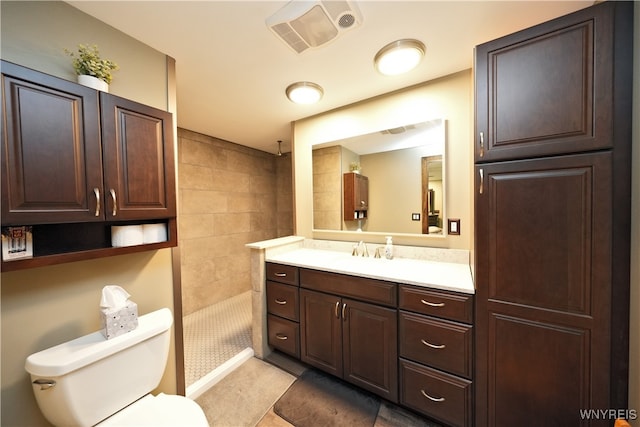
top-left (448, 219), bottom-right (460, 235)
top-left (411, 213), bottom-right (421, 221)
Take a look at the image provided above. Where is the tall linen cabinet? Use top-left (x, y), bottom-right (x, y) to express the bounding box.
top-left (473, 2), bottom-right (633, 425)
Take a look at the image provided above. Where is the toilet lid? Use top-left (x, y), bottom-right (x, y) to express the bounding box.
top-left (97, 393), bottom-right (209, 426)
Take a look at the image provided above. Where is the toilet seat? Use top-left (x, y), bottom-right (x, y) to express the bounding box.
top-left (97, 393), bottom-right (209, 426)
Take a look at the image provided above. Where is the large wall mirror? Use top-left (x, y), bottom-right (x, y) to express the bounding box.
top-left (312, 118), bottom-right (446, 236)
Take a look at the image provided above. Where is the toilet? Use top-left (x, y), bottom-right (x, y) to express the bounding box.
top-left (25, 308), bottom-right (208, 426)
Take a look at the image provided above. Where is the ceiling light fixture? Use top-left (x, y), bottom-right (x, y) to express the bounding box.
top-left (374, 39), bottom-right (426, 76)
top-left (286, 81), bottom-right (324, 104)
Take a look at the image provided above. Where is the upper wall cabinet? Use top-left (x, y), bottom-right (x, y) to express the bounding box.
top-left (0, 61), bottom-right (177, 271)
top-left (474, 4), bottom-right (617, 163)
top-left (100, 93), bottom-right (175, 221)
top-left (1, 61), bottom-right (176, 225)
top-left (1, 61), bottom-right (103, 224)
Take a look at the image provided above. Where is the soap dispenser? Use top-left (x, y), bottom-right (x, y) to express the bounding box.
top-left (384, 236), bottom-right (393, 260)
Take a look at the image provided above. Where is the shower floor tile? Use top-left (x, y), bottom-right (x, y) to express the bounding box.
top-left (183, 291), bottom-right (252, 387)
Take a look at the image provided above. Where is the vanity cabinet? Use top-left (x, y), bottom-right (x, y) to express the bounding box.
top-left (1, 60), bottom-right (177, 271)
top-left (343, 172), bottom-right (368, 220)
top-left (266, 263), bottom-right (300, 358)
top-left (399, 285), bottom-right (473, 427)
top-left (474, 2), bottom-right (632, 425)
top-left (299, 268), bottom-right (398, 403)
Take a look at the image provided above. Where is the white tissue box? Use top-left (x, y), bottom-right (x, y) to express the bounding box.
top-left (100, 302), bottom-right (139, 339)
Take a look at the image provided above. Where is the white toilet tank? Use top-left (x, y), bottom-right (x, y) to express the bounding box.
top-left (25, 308), bottom-right (174, 427)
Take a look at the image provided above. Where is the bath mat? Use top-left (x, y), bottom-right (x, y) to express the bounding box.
top-left (273, 368), bottom-right (380, 427)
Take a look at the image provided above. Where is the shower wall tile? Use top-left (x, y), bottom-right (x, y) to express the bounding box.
top-left (178, 128), bottom-right (292, 315)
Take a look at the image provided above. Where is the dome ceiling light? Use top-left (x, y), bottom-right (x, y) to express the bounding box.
top-left (286, 81), bottom-right (324, 104)
top-left (374, 39), bottom-right (426, 76)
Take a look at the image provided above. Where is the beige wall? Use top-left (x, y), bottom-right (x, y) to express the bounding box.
top-left (312, 146), bottom-right (343, 230)
top-left (1, 2), bottom-right (178, 425)
top-left (362, 146), bottom-right (442, 234)
top-left (177, 128), bottom-right (290, 315)
top-left (294, 70), bottom-right (472, 250)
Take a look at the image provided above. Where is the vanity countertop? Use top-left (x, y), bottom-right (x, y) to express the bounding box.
top-left (266, 248), bottom-right (475, 294)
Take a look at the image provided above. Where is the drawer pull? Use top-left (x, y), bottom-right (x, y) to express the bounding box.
top-left (274, 272), bottom-right (287, 277)
top-left (421, 389), bottom-right (445, 402)
top-left (274, 299), bottom-right (287, 305)
top-left (420, 299), bottom-right (445, 307)
top-left (335, 301), bottom-right (340, 318)
top-left (421, 339), bottom-right (445, 349)
top-left (275, 334), bottom-right (288, 340)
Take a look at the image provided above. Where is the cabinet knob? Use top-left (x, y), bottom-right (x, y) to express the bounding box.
top-left (479, 131), bottom-right (485, 157)
top-left (335, 301), bottom-right (340, 318)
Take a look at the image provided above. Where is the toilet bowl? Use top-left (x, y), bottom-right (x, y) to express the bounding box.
top-left (25, 308), bottom-right (208, 426)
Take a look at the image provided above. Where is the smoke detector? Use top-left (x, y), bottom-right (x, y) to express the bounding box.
top-left (266, 1), bottom-right (362, 54)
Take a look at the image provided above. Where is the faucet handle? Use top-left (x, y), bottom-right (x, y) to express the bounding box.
top-left (374, 247), bottom-right (383, 258)
top-left (352, 244), bottom-right (359, 256)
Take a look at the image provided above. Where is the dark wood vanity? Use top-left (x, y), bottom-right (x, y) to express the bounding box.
top-left (266, 261), bottom-right (474, 427)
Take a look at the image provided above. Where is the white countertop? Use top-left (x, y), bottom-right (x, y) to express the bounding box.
top-left (266, 248), bottom-right (475, 294)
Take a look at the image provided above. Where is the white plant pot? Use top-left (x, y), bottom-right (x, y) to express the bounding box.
top-left (77, 74), bottom-right (109, 92)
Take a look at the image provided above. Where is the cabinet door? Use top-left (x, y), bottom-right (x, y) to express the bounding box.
top-left (1, 61), bottom-right (102, 225)
top-left (343, 172), bottom-right (368, 220)
top-left (300, 289), bottom-right (343, 377)
top-left (100, 93), bottom-right (176, 220)
top-left (475, 3), bottom-right (620, 163)
top-left (474, 152), bottom-right (612, 425)
top-left (343, 298), bottom-right (398, 402)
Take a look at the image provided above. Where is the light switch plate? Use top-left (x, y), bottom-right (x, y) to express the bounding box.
top-left (448, 219), bottom-right (460, 235)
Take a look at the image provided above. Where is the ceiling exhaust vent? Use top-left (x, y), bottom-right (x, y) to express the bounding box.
top-left (266, 1), bottom-right (362, 54)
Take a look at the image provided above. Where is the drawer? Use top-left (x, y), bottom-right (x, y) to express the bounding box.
top-left (267, 314), bottom-right (300, 358)
top-left (399, 311), bottom-right (472, 379)
top-left (300, 268), bottom-right (397, 307)
top-left (266, 263), bottom-right (299, 286)
top-left (266, 281), bottom-right (299, 321)
top-left (400, 359), bottom-right (472, 427)
top-left (399, 286), bottom-right (473, 323)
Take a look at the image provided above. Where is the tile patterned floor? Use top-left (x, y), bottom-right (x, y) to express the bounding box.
top-left (183, 291), bottom-right (252, 387)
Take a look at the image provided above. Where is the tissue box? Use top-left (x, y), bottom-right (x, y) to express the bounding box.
top-left (100, 302), bottom-right (139, 339)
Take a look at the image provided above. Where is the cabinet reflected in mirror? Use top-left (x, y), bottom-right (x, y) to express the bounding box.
top-left (312, 118), bottom-right (446, 235)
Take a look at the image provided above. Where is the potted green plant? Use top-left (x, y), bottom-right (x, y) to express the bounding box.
top-left (65, 44), bottom-right (118, 92)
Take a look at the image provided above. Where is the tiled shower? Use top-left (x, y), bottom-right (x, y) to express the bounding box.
top-left (177, 128), bottom-right (293, 392)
